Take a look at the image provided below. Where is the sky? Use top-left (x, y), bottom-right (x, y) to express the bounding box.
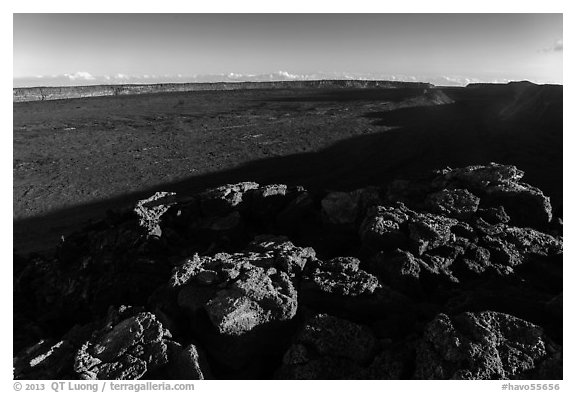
top-left (13, 14), bottom-right (563, 87)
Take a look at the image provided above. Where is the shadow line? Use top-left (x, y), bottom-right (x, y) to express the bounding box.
top-left (14, 85), bottom-right (563, 255)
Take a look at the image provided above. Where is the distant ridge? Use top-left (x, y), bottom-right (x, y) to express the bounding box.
top-left (13, 80), bottom-right (433, 103)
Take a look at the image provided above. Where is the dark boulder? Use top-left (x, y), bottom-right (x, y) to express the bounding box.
top-left (276, 314), bottom-right (376, 379)
top-left (74, 311), bottom-right (172, 379)
top-left (156, 238), bottom-right (314, 372)
top-left (302, 257), bottom-right (379, 297)
top-left (439, 163), bottom-right (552, 228)
top-left (414, 311), bottom-right (560, 379)
top-left (407, 212), bottom-right (458, 255)
top-left (425, 188), bottom-right (480, 219)
top-left (370, 249), bottom-right (422, 296)
top-left (199, 182), bottom-right (259, 216)
top-left (300, 256), bottom-right (412, 320)
top-left (359, 203), bottom-right (413, 255)
top-left (477, 206), bottom-right (510, 225)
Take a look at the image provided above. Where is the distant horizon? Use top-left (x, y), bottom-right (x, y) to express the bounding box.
top-left (14, 14), bottom-right (563, 88)
top-left (12, 73), bottom-right (562, 90)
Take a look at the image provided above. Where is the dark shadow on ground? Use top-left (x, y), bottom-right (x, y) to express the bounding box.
top-left (14, 84), bottom-right (563, 255)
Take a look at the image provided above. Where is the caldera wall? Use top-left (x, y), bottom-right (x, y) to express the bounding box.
top-left (13, 80), bottom-right (433, 103)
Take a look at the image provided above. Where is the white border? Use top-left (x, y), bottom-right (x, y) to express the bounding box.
top-left (3, 2), bottom-right (571, 390)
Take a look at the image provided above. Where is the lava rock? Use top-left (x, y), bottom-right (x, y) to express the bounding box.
top-left (134, 191), bottom-right (178, 238)
top-left (484, 182), bottom-right (552, 228)
top-left (300, 256), bottom-right (412, 320)
top-left (245, 184), bottom-right (291, 222)
top-left (407, 212), bottom-right (458, 255)
top-left (414, 311), bottom-right (560, 379)
top-left (425, 188), bottom-right (480, 219)
top-left (442, 162), bottom-right (524, 189)
top-left (199, 182), bottom-right (259, 216)
top-left (451, 244), bottom-right (492, 278)
top-left (439, 163), bottom-right (552, 228)
top-left (246, 235), bottom-right (316, 277)
top-left (477, 206), bottom-right (511, 225)
top-left (276, 314), bottom-right (376, 379)
top-left (13, 322), bottom-right (95, 380)
top-left (74, 311), bottom-right (172, 380)
top-left (205, 268), bottom-right (297, 335)
top-left (303, 257), bottom-right (379, 297)
top-left (370, 249), bottom-right (422, 296)
top-left (359, 203), bottom-right (413, 255)
top-left (159, 239), bottom-right (311, 371)
top-left (167, 342), bottom-right (212, 379)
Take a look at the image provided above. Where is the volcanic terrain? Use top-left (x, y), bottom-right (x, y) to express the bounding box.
top-left (13, 81), bottom-right (563, 380)
top-left (13, 81), bottom-right (562, 254)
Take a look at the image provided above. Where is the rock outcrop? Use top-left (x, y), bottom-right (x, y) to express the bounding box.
top-left (14, 163), bottom-right (562, 379)
top-left (414, 311), bottom-right (559, 379)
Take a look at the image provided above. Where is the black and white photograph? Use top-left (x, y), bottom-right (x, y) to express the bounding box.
top-left (9, 6), bottom-right (568, 385)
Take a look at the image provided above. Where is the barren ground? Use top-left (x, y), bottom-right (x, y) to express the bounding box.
top-left (13, 85), bottom-right (562, 254)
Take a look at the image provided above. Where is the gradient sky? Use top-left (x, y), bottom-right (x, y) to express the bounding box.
top-left (13, 14), bottom-right (563, 85)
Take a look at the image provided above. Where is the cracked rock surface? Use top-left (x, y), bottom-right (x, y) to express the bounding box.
top-left (14, 164), bottom-right (562, 379)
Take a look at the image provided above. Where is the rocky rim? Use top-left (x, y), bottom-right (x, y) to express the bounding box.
top-left (13, 162), bottom-right (563, 380)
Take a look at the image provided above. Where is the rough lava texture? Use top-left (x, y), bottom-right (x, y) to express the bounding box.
top-left (414, 311), bottom-right (559, 380)
top-left (14, 163), bottom-right (562, 379)
top-left (276, 314), bottom-right (377, 379)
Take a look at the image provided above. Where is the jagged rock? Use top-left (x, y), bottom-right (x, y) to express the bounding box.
top-left (74, 311), bottom-right (172, 380)
top-left (477, 206), bottom-right (510, 225)
top-left (246, 235), bottom-right (316, 277)
top-left (275, 190), bottom-right (316, 233)
top-left (359, 203), bottom-right (413, 255)
top-left (245, 184), bottom-right (290, 221)
top-left (414, 311), bottom-right (560, 379)
top-left (167, 342), bottom-right (211, 379)
top-left (251, 184), bottom-right (288, 198)
top-left (303, 257), bottom-right (379, 297)
top-left (205, 267), bottom-right (297, 335)
top-left (451, 244), bottom-right (492, 278)
top-left (408, 212), bottom-right (458, 255)
top-left (13, 162), bottom-right (564, 380)
top-left (443, 287), bottom-right (563, 345)
top-left (321, 187), bottom-right (380, 226)
top-left (524, 348), bottom-right (562, 379)
top-left (276, 314), bottom-right (376, 379)
top-left (475, 223), bottom-right (562, 272)
top-left (485, 182), bottom-right (552, 228)
top-left (425, 188), bottom-right (480, 219)
top-left (13, 322), bottom-right (95, 380)
top-left (199, 182), bottom-right (259, 216)
top-left (158, 239), bottom-right (312, 371)
top-left (418, 254), bottom-right (459, 286)
top-left (493, 226), bottom-right (562, 257)
top-left (134, 191), bottom-right (178, 237)
top-left (442, 163), bottom-right (524, 188)
top-left (370, 250), bottom-right (421, 295)
top-left (300, 256), bottom-right (412, 320)
top-left (439, 163), bottom-right (552, 227)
